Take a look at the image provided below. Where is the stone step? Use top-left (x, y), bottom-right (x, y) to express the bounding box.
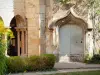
top-left (59, 56), bottom-right (70, 63)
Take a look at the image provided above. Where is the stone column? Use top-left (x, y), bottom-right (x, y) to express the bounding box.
top-left (24, 31), bottom-right (26, 54)
top-left (21, 30), bottom-right (25, 56)
top-left (25, 30), bottom-right (28, 56)
top-left (17, 30), bottom-right (20, 56)
top-left (39, 0), bottom-right (46, 54)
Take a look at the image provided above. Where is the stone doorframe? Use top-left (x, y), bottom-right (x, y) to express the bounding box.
top-left (48, 7), bottom-right (90, 61)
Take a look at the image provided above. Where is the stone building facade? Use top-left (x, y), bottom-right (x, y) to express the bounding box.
top-left (0, 0), bottom-right (99, 62)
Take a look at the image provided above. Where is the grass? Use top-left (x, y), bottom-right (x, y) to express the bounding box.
top-left (47, 70), bottom-right (100, 75)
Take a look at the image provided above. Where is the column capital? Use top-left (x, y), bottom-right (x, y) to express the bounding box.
top-left (15, 27), bottom-right (27, 31)
top-left (15, 27), bottom-right (20, 31)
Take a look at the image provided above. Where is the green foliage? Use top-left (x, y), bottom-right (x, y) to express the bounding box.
top-left (0, 36), bottom-right (6, 75)
top-left (26, 56), bottom-right (40, 71)
top-left (7, 54), bottom-right (56, 73)
top-left (88, 54), bottom-right (100, 64)
top-left (0, 16), bottom-right (14, 75)
top-left (6, 56), bottom-right (26, 73)
top-left (0, 16), bottom-right (14, 38)
top-left (0, 17), bottom-right (5, 33)
top-left (0, 17), bottom-right (6, 75)
top-left (6, 29), bottom-right (14, 39)
top-left (26, 54), bottom-right (56, 71)
top-left (87, 0), bottom-right (100, 14)
top-left (84, 54), bottom-right (91, 63)
top-left (41, 54), bottom-right (56, 69)
top-left (87, 0), bottom-right (100, 8)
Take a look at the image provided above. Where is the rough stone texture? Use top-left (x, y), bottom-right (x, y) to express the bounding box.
top-left (0, 0), bottom-right (100, 58)
top-left (46, 0), bottom-right (98, 59)
top-left (25, 0), bottom-right (40, 56)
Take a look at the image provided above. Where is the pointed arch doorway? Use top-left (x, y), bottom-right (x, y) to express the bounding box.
top-left (8, 15), bottom-right (27, 56)
top-left (49, 11), bottom-right (88, 62)
top-left (57, 13), bottom-right (87, 62)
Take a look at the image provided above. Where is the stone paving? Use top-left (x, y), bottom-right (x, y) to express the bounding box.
top-left (9, 69), bottom-right (100, 75)
top-left (9, 62), bottom-right (100, 75)
top-left (54, 62), bottom-right (100, 69)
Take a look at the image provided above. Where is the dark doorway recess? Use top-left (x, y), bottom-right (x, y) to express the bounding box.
top-left (8, 17), bottom-right (18, 56)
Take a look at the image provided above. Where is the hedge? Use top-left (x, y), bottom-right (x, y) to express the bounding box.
top-left (7, 54), bottom-right (56, 73)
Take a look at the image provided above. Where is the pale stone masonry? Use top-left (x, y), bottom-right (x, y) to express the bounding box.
top-left (0, 0), bottom-right (100, 62)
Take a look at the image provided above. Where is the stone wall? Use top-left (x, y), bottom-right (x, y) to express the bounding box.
top-left (1, 0), bottom-right (100, 57)
top-left (45, 0), bottom-right (54, 54)
top-left (25, 0), bottom-right (40, 56)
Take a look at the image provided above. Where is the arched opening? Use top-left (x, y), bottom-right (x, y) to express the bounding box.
top-left (55, 13), bottom-right (88, 62)
top-left (8, 15), bottom-right (27, 56)
top-left (8, 17), bottom-right (17, 56)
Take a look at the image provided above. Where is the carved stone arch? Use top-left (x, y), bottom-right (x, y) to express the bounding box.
top-left (56, 12), bottom-right (88, 32)
top-left (49, 7), bottom-right (88, 30)
top-left (9, 15), bottom-right (27, 56)
top-left (48, 7), bottom-right (89, 62)
top-left (10, 15), bottom-right (26, 28)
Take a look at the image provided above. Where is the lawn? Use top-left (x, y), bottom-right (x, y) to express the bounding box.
top-left (48, 70), bottom-right (100, 75)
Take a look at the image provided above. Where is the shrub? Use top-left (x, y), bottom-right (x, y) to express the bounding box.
top-left (6, 56), bottom-right (26, 73)
top-left (41, 54), bottom-right (56, 69)
top-left (7, 54), bottom-right (56, 73)
top-left (0, 36), bottom-right (6, 75)
top-left (26, 54), bottom-right (56, 71)
top-left (88, 54), bottom-right (100, 64)
top-left (26, 55), bottom-right (40, 71)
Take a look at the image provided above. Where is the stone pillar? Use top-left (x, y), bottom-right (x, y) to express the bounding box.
top-left (25, 30), bottom-right (28, 56)
top-left (24, 31), bottom-right (26, 54)
top-left (17, 29), bottom-right (20, 56)
top-left (21, 30), bottom-right (25, 56)
top-left (47, 29), bottom-right (53, 54)
top-left (86, 31), bottom-right (93, 58)
top-left (25, 0), bottom-right (40, 56)
top-left (39, 0), bottom-right (46, 54)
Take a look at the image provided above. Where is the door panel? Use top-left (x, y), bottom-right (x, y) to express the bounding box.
top-left (59, 25), bottom-right (84, 62)
top-left (59, 25), bottom-right (71, 57)
top-left (70, 25), bottom-right (83, 55)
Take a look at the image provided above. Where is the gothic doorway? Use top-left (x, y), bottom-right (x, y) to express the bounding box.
top-left (50, 12), bottom-right (88, 62)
